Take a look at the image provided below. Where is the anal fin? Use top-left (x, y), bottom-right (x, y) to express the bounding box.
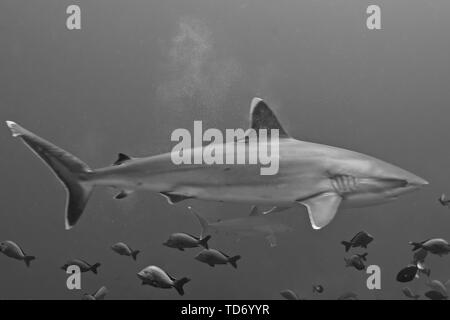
top-left (298, 192), bottom-right (342, 230)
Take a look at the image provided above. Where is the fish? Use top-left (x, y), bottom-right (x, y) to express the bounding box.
top-left (137, 265), bottom-right (190, 296)
top-left (111, 242), bottom-right (140, 260)
top-left (280, 290), bottom-right (299, 300)
top-left (426, 279), bottom-right (448, 297)
top-left (163, 233), bottom-right (211, 251)
top-left (0, 240), bottom-right (35, 267)
top-left (402, 287), bottom-right (420, 300)
top-left (189, 206), bottom-right (293, 247)
top-left (438, 194), bottom-right (450, 207)
top-left (5, 97), bottom-right (428, 230)
top-left (425, 290), bottom-right (448, 300)
top-left (341, 231), bottom-right (374, 252)
top-left (82, 286), bottom-right (108, 300)
top-left (194, 249), bottom-right (241, 268)
top-left (61, 259), bottom-right (101, 274)
top-left (312, 285), bottom-right (324, 294)
top-left (396, 265), bottom-right (418, 283)
top-left (344, 253), bottom-right (368, 271)
top-left (337, 292), bottom-right (358, 300)
top-left (409, 238), bottom-right (450, 256)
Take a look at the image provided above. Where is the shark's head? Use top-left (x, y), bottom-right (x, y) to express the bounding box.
top-left (331, 153), bottom-right (428, 208)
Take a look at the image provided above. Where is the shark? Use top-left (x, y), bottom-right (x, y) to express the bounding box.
top-left (5, 97), bottom-right (428, 230)
top-left (188, 206), bottom-right (294, 247)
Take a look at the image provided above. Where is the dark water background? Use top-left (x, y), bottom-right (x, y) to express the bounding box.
top-left (1, 0), bottom-right (449, 299)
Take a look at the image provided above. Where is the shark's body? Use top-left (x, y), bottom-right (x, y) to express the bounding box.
top-left (6, 98), bottom-right (428, 230)
top-left (190, 206), bottom-right (293, 247)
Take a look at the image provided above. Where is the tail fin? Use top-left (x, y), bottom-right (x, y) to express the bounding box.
top-left (6, 121), bottom-right (94, 230)
top-left (409, 242), bottom-right (422, 251)
top-left (359, 253), bottom-right (368, 261)
top-left (173, 277), bottom-right (190, 296)
top-left (131, 250), bottom-right (140, 261)
top-left (24, 255), bottom-right (35, 267)
top-left (90, 263), bottom-right (101, 274)
top-left (341, 241), bottom-right (352, 252)
top-left (188, 206), bottom-right (210, 238)
top-left (228, 255), bottom-right (241, 269)
top-left (198, 235), bottom-right (211, 249)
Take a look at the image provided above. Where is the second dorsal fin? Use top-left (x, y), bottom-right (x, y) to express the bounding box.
top-left (113, 153), bottom-right (132, 166)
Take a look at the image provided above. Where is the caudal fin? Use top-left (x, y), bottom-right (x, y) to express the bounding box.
top-left (198, 235), bottom-right (211, 249)
top-left (228, 255), bottom-right (241, 269)
top-left (24, 255), bottom-right (35, 267)
top-left (173, 277), bottom-right (191, 296)
top-left (188, 206), bottom-right (210, 238)
top-left (90, 263), bottom-right (101, 274)
top-left (6, 121), bottom-right (94, 230)
top-left (341, 241), bottom-right (352, 252)
top-left (131, 250), bottom-right (140, 261)
top-left (409, 242), bottom-right (423, 251)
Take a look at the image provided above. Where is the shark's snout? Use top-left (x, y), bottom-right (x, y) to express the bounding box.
top-left (406, 175), bottom-right (429, 187)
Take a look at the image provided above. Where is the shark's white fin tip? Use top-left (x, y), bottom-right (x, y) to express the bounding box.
top-left (6, 120), bottom-right (22, 137)
top-left (250, 97), bottom-right (264, 110)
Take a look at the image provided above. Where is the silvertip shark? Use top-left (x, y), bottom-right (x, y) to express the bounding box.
top-left (6, 97), bottom-right (428, 230)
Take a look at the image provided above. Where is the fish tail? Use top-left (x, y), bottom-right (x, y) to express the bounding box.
top-left (360, 252), bottom-right (368, 261)
top-left (409, 242), bottom-right (422, 251)
top-left (24, 255), bottom-right (36, 268)
top-left (228, 255), bottom-right (241, 269)
top-left (131, 250), bottom-right (140, 261)
top-left (341, 241), bottom-right (352, 252)
top-left (90, 263), bottom-right (101, 274)
top-left (198, 235), bottom-right (211, 249)
top-left (6, 121), bottom-right (96, 230)
top-left (188, 206), bottom-right (210, 238)
top-left (173, 277), bottom-right (191, 296)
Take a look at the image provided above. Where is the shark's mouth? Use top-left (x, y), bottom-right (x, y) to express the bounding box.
top-left (329, 175), bottom-right (410, 197)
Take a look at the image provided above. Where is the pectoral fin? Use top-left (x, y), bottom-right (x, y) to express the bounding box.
top-left (298, 193), bottom-right (342, 230)
top-left (160, 192), bottom-right (193, 204)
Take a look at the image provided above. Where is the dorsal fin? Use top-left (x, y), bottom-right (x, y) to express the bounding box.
top-left (249, 205), bottom-right (261, 217)
top-left (113, 153), bottom-right (132, 166)
top-left (247, 98), bottom-right (289, 138)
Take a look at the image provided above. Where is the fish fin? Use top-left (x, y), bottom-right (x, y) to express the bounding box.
top-left (5, 121), bottom-right (95, 230)
top-left (245, 98), bottom-right (290, 138)
top-left (24, 255), bottom-right (36, 267)
top-left (266, 233), bottom-right (277, 247)
top-left (299, 192), bottom-right (342, 230)
top-left (359, 253), bottom-right (368, 261)
top-left (90, 263), bottom-right (101, 274)
top-left (198, 235), bottom-right (211, 249)
top-left (114, 190), bottom-right (132, 200)
top-left (178, 248), bottom-right (184, 251)
top-left (409, 242), bottom-right (423, 251)
top-left (173, 277), bottom-right (190, 296)
top-left (341, 241), bottom-right (352, 252)
top-left (188, 206), bottom-right (210, 239)
top-left (263, 206), bottom-right (291, 215)
top-left (228, 255), bottom-right (241, 269)
top-left (131, 250), bottom-right (140, 261)
top-left (208, 264), bottom-right (215, 267)
top-left (249, 205), bottom-right (261, 216)
top-left (160, 192), bottom-right (192, 204)
top-left (113, 153), bottom-right (132, 166)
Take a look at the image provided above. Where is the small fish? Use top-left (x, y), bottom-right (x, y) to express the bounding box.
top-left (426, 279), bottom-right (448, 297)
top-left (344, 253), bottom-right (368, 271)
top-left (396, 265), bottom-right (418, 283)
top-left (312, 285), bottom-right (324, 294)
top-left (111, 242), bottom-right (140, 260)
top-left (341, 231), bottom-right (374, 252)
top-left (61, 259), bottom-right (101, 274)
top-left (0, 240), bottom-right (35, 267)
top-left (425, 290), bottom-right (448, 300)
top-left (280, 289), bottom-right (299, 300)
top-left (438, 194), bottom-right (450, 207)
top-left (195, 249), bottom-right (241, 269)
top-left (163, 233), bottom-right (211, 251)
top-left (337, 292), bottom-right (358, 300)
top-left (137, 265), bottom-right (190, 296)
top-left (82, 286), bottom-right (108, 300)
top-left (410, 238), bottom-right (450, 256)
top-left (402, 287), bottom-right (420, 299)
